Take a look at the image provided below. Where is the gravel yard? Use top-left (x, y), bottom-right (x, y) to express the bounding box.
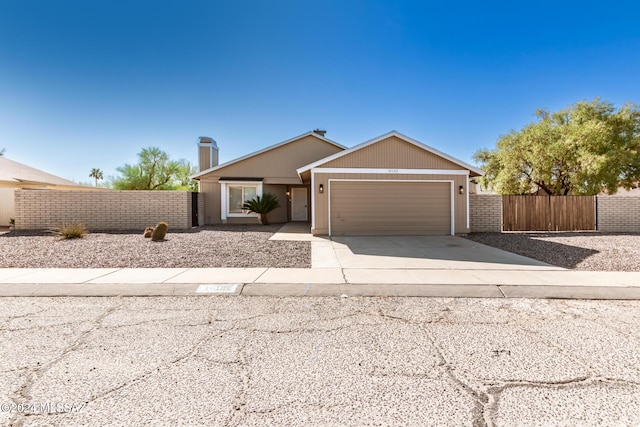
top-left (465, 232), bottom-right (640, 271)
top-left (0, 225), bottom-right (310, 268)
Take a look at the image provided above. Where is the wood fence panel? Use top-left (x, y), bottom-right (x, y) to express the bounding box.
top-left (502, 195), bottom-right (595, 231)
top-left (550, 196), bottom-right (595, 231)
top-left (502, 195), bottom-right (550, 231)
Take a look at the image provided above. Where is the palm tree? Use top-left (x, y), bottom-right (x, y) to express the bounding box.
top-left (242, 193), bottom-right (280, 225)
top-left (89, 168), bottom-right (104, 187)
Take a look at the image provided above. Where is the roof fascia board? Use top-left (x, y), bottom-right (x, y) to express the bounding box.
top-left (191, 131), bottom-right (346, 179)
top-left (312, 168), bottom-right (470, 175)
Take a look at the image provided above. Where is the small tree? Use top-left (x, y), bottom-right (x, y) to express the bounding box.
top-left (176, 162), bottom-right (199, 192)
top-left (112, 147), bottom-right (196, 190)
top-left (243, 193), bottom-right (280, 225)
top-left (0, 148), bottom-right (5, 156)
top-left (89, 168), bottom-right (104, 187)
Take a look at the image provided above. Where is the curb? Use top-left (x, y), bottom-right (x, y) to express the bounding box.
top-left (1, 283), bottom-right (639, 299)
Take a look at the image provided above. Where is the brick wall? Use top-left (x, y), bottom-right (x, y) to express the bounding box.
top-left (596, 196), bottom-right (640, 233)
top-left (468, 194), bottom-right (640, 233)
top-left (197, 193), bottom-right (205, 226)
top-left (15, 190), bottom-right (193, 231)
top-left (469, 194), bottom-right (502, 232)
top-left (19, 190), bottom-right (636, 233)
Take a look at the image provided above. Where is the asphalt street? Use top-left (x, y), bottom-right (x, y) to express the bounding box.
top-left (1, 296), bottom-right (639, 426)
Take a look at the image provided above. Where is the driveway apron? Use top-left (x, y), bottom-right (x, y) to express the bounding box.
top-left (329, 235), bottom-right (562, 270)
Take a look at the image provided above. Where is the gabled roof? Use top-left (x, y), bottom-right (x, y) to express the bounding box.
top-left (296, 130), bottom-right (485, 176)
top-left (191, 131), bottom-right (346, 179)
top-left (0, 157), bottom-right (88, 187)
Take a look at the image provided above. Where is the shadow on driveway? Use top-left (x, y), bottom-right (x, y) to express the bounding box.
top-left (464, 233), bottom-right (600, 269)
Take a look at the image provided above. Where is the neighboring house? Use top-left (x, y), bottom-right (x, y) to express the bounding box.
top-left (0, 157), bottom-right (95, 226)
top-left (607, 187), bottom-right (640, 197)
top-left (469, 179), bottom-right (496, 195)
top-left (192, 130), bottom-right (484, 236)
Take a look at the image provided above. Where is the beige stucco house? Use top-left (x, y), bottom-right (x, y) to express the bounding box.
top-left (0, 157), bottom-right (97, 226)
top-left (192, 130), bottom-right (484, 236)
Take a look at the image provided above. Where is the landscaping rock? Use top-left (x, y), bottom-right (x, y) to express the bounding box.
top-left (0, 225), bottom-right (310, 268)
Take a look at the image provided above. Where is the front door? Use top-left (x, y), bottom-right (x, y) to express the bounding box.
top-left (291, 187), bottom-right (308, 221)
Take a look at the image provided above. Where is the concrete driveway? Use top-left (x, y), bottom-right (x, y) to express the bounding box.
top-left (321, 235), bottom-right (561, 270)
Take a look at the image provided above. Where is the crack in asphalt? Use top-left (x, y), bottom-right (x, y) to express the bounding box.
top-left (0, 308), bottom-right (52, 332)
top-left (81, 325), bottom-right (222, 407)
top-left (372, 307), bottom-right (490, 426)
top-left (235, 318), bottom-right (383, 335)
top-left (10, 304), bottom-right (241, 423)
top-left (1, 321), bottom-right (88, 333)
top-left (483, 376), bottom-right (640, 421)
top-left (65, 300), bottom-right (241, 410)
top-left (587, 314), bottom-right (640, 342)
top-left (7, 302), bottom-right (124, 426)
top-left (371, 306), bottom-right (639, 427)
top-left (419, 323), bottom-right (490, 427)
top-left (1, 298), bottom-right (640, 426)
top-left (225, 319), bottom-right (252, 425)
top-left (521, 326), bottom-right (595, 376)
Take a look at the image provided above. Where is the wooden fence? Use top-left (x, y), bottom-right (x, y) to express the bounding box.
top-left (502, 195), bottom-right (596, 231)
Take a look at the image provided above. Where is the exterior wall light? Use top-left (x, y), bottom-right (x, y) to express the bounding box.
top-left (459, 185), bottom-right (464, 195)
top-left (319, 184), bottom-right (324, 194)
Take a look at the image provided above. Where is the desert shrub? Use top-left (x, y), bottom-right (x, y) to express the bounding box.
top-left (151, 222), bottom-right (168, 241)
top-left (56, 223), bottom-right (87, 239)
top-left (143, 227), bottom-right (154, 238)
top-left (242, 193), bottom-right (280, 225)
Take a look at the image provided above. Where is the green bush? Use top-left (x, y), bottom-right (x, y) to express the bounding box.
top-left (243, 193), bottom-right (280, 225)
top-left (56, 223), bottom-right (88, 239)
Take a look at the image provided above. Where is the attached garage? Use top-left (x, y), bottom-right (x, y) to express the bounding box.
top-left (329, 180), bottom-right (453, 235)
top-left (296, 131), bottom-right (485, 236)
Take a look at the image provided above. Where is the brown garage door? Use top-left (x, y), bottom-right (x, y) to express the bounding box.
top-left (329, 181), bottom-right (452, 236)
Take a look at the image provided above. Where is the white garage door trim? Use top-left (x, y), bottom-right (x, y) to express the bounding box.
top-left (327, 179), bottom-right (454, 236)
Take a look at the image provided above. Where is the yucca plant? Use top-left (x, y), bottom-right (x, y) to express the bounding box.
top-left (242, 193), bottom-right (280, 225)
top-left (55, 223), bottom-right (88, 239)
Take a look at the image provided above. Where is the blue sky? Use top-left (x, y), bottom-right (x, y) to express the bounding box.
top-left (1, 0), bottom-right (639, 184)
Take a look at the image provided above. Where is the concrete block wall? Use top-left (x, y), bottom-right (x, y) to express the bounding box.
top-left (15, 190), bottom-right (193, 231)
top-left (197, 193), bottom-right (205, 226)
top-left (469, 194), bottom-right (502, 232)
top-left (468, 194), bottom-right (640, 233)
top-left (596, 196), bottom-right (640, 233)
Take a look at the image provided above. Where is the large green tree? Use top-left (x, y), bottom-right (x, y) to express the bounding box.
top-left (474, 99), bottom-right (640, 195)
top-left (112, 147), bottom-right (197, 191)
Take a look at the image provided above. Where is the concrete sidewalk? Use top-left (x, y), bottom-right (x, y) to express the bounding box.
top-left (0, 267), bottom-right (639, 299)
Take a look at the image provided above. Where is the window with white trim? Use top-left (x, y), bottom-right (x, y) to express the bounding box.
top-left (228, 185), bottom-right (258, 214)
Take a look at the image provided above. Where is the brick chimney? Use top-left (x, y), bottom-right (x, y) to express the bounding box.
top-left (198, 136), bottom-right (219, 172)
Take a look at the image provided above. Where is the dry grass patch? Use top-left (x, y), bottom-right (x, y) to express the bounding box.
top-left (55, 223), bottom-right (88, 240)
